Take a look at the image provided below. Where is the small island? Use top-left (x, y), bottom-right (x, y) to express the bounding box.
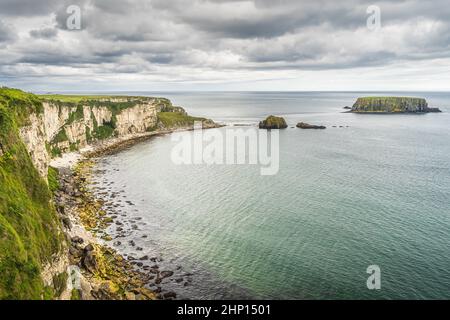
top-left (296, 122), bottom-right (326, 129)
top-left (259, 115), bottom-right (288, 129)
top-left (350, 97), bottom-right (442, 113)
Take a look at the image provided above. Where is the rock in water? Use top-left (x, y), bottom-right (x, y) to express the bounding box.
top-left (160, 270), bottom-right (174, 279)
top-left (296, 122), bottom-right (326, 129)
top-left (259, 115), bottom-right (288, 129)
top-left (350, 97), bottom-right (441, 113)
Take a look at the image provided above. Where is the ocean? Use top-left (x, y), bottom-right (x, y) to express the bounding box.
top-left (90, 92), bottom-right (450, 299)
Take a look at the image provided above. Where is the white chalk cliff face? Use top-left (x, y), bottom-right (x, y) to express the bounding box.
top-left (19, 112), bottom-right (50, 178)
top-left (115, 103), bottom-right (158, 136)
top-left (18, 98), bottom-right (162, 178)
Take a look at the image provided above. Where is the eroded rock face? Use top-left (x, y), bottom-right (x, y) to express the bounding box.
top-left (18, 112), bottom-right (51, 178)
top-left (43, 102), bottom-right (70, 141)
top-left (18, 98), bottom-right (161, 178)
top-left (114, 103), bottom-right (158, 136)
top-left (18, 96), bottom-right (218, 183)
top-left (259, 115), bottom-right (288, 129)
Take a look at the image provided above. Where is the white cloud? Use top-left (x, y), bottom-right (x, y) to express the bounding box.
top-left (0, 0), bottom-right (450, 90)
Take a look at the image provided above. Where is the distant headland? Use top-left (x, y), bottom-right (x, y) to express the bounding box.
top-left (349, 97), bottom-right (442, 113)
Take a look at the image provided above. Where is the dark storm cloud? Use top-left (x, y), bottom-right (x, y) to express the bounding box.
top-left (174, 0), bottom-right (369, 38)
top-left (0, 0), bottom-right (62, 17)
top-left (0, 20), bottom-right (16, 43)
top-left (80, 1), bottom-right (450, 64)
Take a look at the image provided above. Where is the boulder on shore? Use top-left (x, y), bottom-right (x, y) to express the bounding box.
top-left (258, 115), bottom-right (288, 129)
top-left (296, 122), bottom-right (326, 129)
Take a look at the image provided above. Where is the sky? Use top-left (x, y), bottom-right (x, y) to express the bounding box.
top-left (0, 0), bottom-right (450, 92)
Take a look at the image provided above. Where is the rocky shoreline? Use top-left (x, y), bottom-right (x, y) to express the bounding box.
top-left (50, 126), bottom-right (219, 300)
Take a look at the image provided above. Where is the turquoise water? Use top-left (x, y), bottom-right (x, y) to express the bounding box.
top-left (93, 92), bottom-right (450, 299)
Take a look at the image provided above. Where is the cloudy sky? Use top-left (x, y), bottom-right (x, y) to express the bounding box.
top-left (1, 0), bottom-right (450, 91)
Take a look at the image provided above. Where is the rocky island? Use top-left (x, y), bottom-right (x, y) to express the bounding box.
top-left (259, 115), bottom-right (288, 129)
top-left (350, 97), bottom-right (441, 113)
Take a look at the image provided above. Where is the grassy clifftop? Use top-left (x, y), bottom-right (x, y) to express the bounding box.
top-left (0, 88), bottom-right (63, 299)
top-left (157, 112), bottom-right (207, 128)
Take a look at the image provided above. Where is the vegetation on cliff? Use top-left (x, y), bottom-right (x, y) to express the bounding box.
top-left (259, 115), bottom-right (288, 129)
top-left (157, 112), bottom-right (207, 129)
top-left (0, 88), bottom-right (63, 299)
top-left (41, 94), bottom-right (215, 155)
top-left (38, 94), bottom-right (145, 104)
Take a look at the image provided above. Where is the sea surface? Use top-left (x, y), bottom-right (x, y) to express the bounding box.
top-left (90, 92), bottom-right (450, 299)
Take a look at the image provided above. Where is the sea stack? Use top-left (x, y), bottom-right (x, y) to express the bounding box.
top-left (259, 115), bottom-right (288, 129)
top-left (350, 97), bottom-right (442, 113)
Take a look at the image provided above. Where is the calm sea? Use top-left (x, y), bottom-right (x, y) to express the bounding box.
top-left (91, 92), bottom-right (450, 299)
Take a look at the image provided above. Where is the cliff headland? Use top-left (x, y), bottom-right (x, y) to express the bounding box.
top-left (0, 87), bottom-right (218, 299)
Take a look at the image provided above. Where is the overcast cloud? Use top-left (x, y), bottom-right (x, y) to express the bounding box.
top-left (0, 0), bottom-right (450, 91)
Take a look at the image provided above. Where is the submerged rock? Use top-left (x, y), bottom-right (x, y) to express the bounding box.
top-left (163, 291), bottom-right (177, 299)
top-left (258, 115), bottom-right (288, 129)
top-left (160, 271), bottom-right (174, 279)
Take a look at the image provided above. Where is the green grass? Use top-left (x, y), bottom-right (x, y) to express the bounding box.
top-left (66, 105), bottom-right (84, 125)
top-left (38, 94), bottom-right (156, 104)
top-left (47, 167), bottom-right (59, 193)
top-left (38, 94), bottom-right (119, 103)
top-left (51, 128), bottom-right (68, 144)
top-left (0, 88), bottom-right (63, 299)
top-left (1, 88), bottom-right (44, 126)
top-left (52, 272), bottom-right (68, 297)
top-left (157, 112), bottom-right (206, 128)
top-left (356, 96), bottom-right (423, 100)
top-left (51, 147), bottom-right (62, 158)
top-left (93, 124), bottom-right (115, 140)
top-left (70, 289), bottom-right (81, 300)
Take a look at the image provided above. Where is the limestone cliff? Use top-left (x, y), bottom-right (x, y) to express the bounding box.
top-left (18, 96), bottom-right (216, 179)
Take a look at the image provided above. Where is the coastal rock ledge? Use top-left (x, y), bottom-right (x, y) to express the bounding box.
top-left (351, 97), bottom-right (442, 113)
